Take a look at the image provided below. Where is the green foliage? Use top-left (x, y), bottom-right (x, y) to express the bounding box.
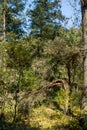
top-left (0, 26), bottom-right (84, 129)
top-left (54, 89), bottom-right (67, 110)
top-left (0, 1), bottom-right (84, 128)
top-left (28, 0), bottom-right (64, 39)
top-left (0, 0), bottom-right (25, 38)
top-left (20, 69), bottom-right (40, 91)
top-left (44, 31), bottom-right (82, 84)
top-left (67, 119), bottom-right (82, 130)
top-left (83, 118), bottom-right (87, 130)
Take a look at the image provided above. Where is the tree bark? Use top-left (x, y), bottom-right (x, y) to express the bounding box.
top-left (2, 0), bottom-right (6, 41)
top-left (66, 63), bottom-right (71, 86)
top-left (81, 0), bottom-right (87, 114)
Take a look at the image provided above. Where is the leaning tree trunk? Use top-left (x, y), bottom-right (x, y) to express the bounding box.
top-left (81, 0), bottom-right (87, 114)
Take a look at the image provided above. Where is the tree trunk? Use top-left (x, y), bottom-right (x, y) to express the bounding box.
top-left (81, 0), bottom-right (87, 114)
top-left (13, 91), bottom-right (18, 123)
top-left (66, 63), bottom-right (71, 86)
top-left (2, 0), bottom-right (6, 41)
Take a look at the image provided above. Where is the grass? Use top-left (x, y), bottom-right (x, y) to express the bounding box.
top-left (29, 106), bottom-right (82, 130)
top-left (0, 105), bottom-right (83, 130)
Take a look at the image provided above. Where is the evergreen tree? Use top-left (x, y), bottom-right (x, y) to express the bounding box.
top-left (28, 0), bottom-right (64, 39)
top-left (0, 0), bottom-right (25, 40)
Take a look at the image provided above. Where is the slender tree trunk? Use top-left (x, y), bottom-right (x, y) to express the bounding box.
top-left (13, 69), bottom-right (22, 123)
top-left (0, 0), bottom-right (6, 117)
top-left (2, 0), bottom-right (6, 41)
top-left (64, 81), bottom-right (70, 115)
top-left (66, 63), bottom-right (71, 85)
top-left (13, 91), bottom-right (18, 123)
top-left (81, 0), bottom-right (87, 114)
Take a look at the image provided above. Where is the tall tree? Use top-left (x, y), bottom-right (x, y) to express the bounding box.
top-left (81, 0), bottom-right (87, 115)
top-left (28, 0), bottom-right (64, 39)
top-left (0, 0), bottom-right (25, 40)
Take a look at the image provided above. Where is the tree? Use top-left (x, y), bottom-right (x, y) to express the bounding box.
top-left (6, 38), bottom-right (41, 122)
top-left (0, 0), bottom-right (25, 40)
top-left (28, 0), bottom-right (64, 39)
top-left (81, 0), bottom-right (87, 115)
top-left (44, 27), bottom-right (82, 84)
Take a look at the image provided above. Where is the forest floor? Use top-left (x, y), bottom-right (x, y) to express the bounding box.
top-left (0, 105), bottom-right (83, 130)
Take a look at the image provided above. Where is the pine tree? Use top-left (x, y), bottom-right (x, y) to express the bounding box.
top-left (0, 0), bottom-right (25, 40)
top-left (28, 0), bottom-right (64, 39)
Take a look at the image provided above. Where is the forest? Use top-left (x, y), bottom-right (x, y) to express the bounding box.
top-left (0, 0), bottom-right (87, 130)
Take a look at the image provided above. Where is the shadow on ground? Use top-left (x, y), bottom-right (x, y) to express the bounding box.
top-left (0, 121), bottom-right (40, 130)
